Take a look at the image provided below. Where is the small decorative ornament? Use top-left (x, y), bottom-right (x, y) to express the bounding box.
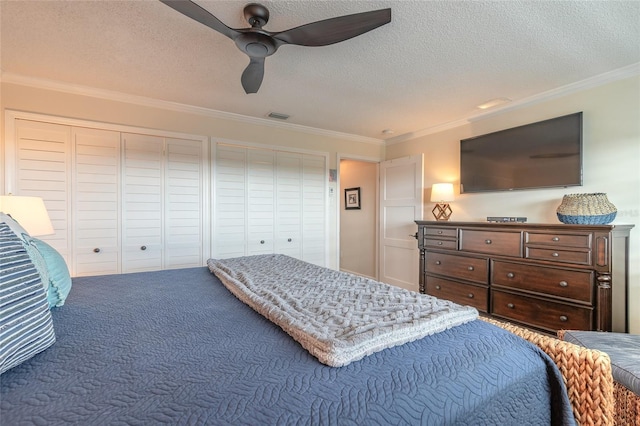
top-left (556, 193), bottom-right (617, 224)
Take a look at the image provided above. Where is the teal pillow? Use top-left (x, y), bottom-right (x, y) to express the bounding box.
top-left (30, 237), bottom-right (72, 308)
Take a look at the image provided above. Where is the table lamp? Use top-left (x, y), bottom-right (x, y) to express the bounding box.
top-left (430, 183), bottom-right (454, 221)
top-left (0, 195), bottom-right (55, 236)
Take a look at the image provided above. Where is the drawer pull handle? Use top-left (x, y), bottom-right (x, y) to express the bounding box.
top-left (507, 272), bottom-right (515, 278)
top-left (467, 266), bottom-right (474, 271)
top-left (559, 281), bottom-right (568, 287)
top-left (552, 252), bottom-right (559, 257)
top-left (559, 315), bottom-right (568, 322)
top-left (435, 285), bottom-right (441, 290)
top-left (437, 241), bottom-right (443, 245)
top-left (437, 231), bottom-right (443, 234)
top-left (435, 260), bottom-right (441, 265)
top-left (485, 239), bottom-right (492, 244)
top-left (467, 293), bottom-right (474, 299)
top-left (260, 240), bottom-right (265, 244)
top-left (93, 248), bottom-right (101, 253)
top-left (507, 303), bottom-right (515, 309)
top-left (140, 246), bottom-right (147, 251)
top-left (552, 237), bottom-right (560, 242)
top-left (288, 238), bottom-right (292, 242)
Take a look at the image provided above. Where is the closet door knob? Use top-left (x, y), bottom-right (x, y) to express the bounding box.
top-left (93, 248), bottom-right (101, 253)
top-left (140, 246), bottom-right (147, 251)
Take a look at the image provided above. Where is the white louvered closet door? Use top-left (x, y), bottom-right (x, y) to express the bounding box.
top-left (164, 138), bottom-right (205, 269)
top-left (301, 154), bottom-right (326, 266)
top-left (247, 149), bottom-right (275, 255)
top-left (12, 120), bottom-right (72, 265)
top-left (275, 152), bottom-right (302, 258)
top-left (213, 143), bottom-right (327, 266)
top-left (213, 145), bottom-right (247, 258)
top-left (121, 133), bottom-right (164, 273)
top-left (72, 127), bottom-right (121, 276)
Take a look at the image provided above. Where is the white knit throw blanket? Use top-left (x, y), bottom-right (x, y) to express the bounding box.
top-left (208, 254), bottom-right (478, 367)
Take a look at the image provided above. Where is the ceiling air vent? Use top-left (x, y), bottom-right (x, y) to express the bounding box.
top-left (267, 112), bottom-right (290, 120)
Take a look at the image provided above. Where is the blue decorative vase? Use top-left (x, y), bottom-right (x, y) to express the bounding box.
top-left (556, 193), bottom-right (617, 225)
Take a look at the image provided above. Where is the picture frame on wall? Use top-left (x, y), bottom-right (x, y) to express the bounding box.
top-left (344, 187), bottom-right (361, 210)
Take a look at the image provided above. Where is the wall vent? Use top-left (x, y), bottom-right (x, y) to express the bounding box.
top-left (267, 112), bottom-right (290, 120)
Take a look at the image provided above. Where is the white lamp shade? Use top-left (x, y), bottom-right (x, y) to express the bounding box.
top-left (430, 183), bottom-right (455, 202)
top-left (0, 195), bottom-right (55, 236)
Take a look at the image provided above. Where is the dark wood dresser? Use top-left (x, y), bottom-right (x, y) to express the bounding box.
top-left (415, 221), bottom-right (633, 333)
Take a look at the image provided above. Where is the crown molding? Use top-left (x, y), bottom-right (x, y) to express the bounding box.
top-left (385, 62), bottom-right (640, 145)
top-left (0, 72), bottom-right (384, 146)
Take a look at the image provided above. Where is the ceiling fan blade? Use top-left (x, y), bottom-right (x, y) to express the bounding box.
top-left (241, 57), bottom-right (265, 94)
top-left (273, 8), bottom-right (391, 47)
top-left (159, 0), bottom-right (237, 40)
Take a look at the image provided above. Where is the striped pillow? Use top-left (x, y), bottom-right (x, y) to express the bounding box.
top-left (0, 222), bottom-right (56, 374)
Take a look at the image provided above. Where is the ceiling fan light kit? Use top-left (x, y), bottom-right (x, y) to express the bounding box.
top-left (160, 0), bottom-right (391, 94)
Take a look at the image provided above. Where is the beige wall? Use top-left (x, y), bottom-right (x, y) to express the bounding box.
top-left (0, 82), bottom-right (385, 269)
top-left (339, 159), bottom-right (378, 279)
top-left (386, 75), bottom-right (640, 334)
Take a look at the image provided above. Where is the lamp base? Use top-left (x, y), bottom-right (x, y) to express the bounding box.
top-left (432, 203), bottom-right (452, 221)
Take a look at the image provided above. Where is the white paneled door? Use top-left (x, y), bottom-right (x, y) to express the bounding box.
top-left (378, 155), bottom-right (424, 291)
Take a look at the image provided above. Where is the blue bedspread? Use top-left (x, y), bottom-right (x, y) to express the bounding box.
top-left (0, 267), bottom-right (575, 425)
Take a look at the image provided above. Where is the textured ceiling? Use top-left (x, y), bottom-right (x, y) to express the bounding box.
top-left (1, 0), bottom-right (639, 141)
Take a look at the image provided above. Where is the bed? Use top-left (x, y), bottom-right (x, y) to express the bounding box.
top-left (0, 219), bottom-right (612, 425)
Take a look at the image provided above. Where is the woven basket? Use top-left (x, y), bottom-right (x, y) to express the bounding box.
top-left (556, 193), bottom-right (617, 224)
top-left (481, 318), bottom-right (615, 425)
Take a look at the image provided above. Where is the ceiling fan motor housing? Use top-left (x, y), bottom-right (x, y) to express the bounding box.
top-left (235, 31), bottom-right (277, 57)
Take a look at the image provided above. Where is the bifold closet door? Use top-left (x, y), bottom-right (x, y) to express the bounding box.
top-left (301, 155), bottom-right (326, 266)
top-left (213, 143), bottom-right (327, 266)
top-left (72, 127), bottom-right (121, 276)
top-left (12, 120), bottom-right (72, 265)
top-left (164, 138), bottom-right (205, 269)
top-left (213, 145), bottom-right (247, 258)
top-left (247, 149), bottom-right (275, 255)
top-left (121, 133), bottom-right (164, 273)
top-left (275, 152), bottom-right (302, 258)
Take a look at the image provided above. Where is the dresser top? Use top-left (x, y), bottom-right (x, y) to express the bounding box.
top-left (415, 220), bottom-right (634, 233)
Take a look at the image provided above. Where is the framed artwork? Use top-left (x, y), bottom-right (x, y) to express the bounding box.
top-left (344, 187), bottom-right (361, 210)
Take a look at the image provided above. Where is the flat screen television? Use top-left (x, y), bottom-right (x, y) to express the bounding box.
top-left (460, 112), bottom-right (583, 193)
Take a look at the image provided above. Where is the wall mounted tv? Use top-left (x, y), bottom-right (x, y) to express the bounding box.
top-left (460, 112), bottom-right (583, 193)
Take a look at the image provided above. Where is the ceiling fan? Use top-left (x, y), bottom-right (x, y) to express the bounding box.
top-left (159, 0), bottom-right (391, 94)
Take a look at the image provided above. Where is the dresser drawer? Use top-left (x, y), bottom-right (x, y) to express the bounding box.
top-left (460, 230), bottom-right (522, 256)
top-left (525, 247), bottom-right (591, 266)
top-left (491, 260), bottom-right (593, 303)
top-left (423, 239), bottom-right (457, 250)
top-left (426, 276), bottom-right (488, 312)
top-left (525, 231), bottom-right (592, 248)
top-left (492, 290), bottom-right (592, 332)
top-left (425, 227), bottom-right (457, 238)
top-left (425, 251), bottom-right (488, 284)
